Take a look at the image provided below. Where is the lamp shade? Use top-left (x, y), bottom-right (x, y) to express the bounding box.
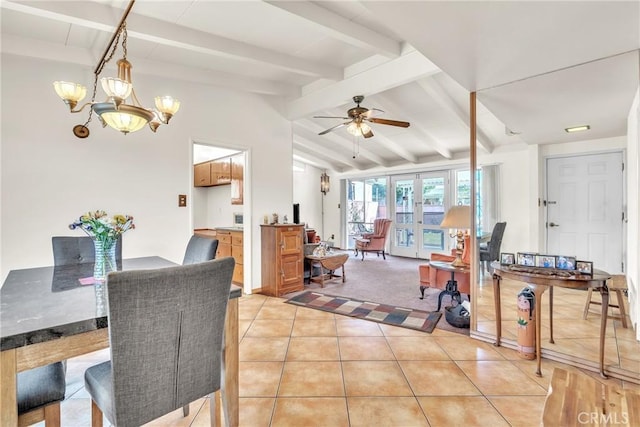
top-left (346, 122), bottom-right (371, 136)
top-left (53, 81), bottom-right (87, 103)
top-left (440, 205), bottom-right (471, 229)
top-left (93, 103), bottom-right (155, 134)
top-left (155, 96), bottom-right (181, 115)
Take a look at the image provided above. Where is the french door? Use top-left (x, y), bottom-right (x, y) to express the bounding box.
top-left (391, 172), bottom-right (451, 258)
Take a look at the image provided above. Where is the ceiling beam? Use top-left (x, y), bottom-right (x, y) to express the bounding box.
top-left (2, 0), bottom-right (342, 79)
top-left (0, 34), bottom-right (298, 97)
top-left (293, 134), bottom-right (365, 170)
top-left (285, 49), bottom-right (440, 120)
top-left (373, 93), bottom-right (453, 159)
top-left (293, 153), bottom-right (343, 172)
top-left (263, 1), bottom-right (401, 58)
top-left (416, 76), bottom-right (495, 153)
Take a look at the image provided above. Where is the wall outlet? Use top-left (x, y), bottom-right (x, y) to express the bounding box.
top-left (178, 194), bottom-right (187, 207)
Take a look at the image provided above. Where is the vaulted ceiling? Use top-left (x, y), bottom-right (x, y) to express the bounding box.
top-left (2, 1), bottom-right (638, 174)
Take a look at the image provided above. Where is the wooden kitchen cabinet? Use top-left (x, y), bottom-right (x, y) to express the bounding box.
top-left (260, 224), bottom-right (304, 297)
top-left (231, 154), bottom-right (244, 205)
top-left (194, 158), bottom-right (231, 187)
top-left (211, 158), bottom-right (231, 185)
top-left (216, 229), bottom-right (243, 285)
top-left (194, 161), bottom-right (212, 187)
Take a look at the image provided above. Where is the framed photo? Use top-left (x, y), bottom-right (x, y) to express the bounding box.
top-left (536, 255), bottom-right (556, 268)
top-left (517, 252), bottom-right (536, 267)
top-left (500, 253), bottom-right (515, 265)
top-left (576, 260), bottom-right (593, 275)
top-left (556, 255), bottom-right (576, 270)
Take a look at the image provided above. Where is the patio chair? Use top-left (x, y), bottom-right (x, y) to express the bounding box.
top-left (354, 218), bottom-right (392, 261)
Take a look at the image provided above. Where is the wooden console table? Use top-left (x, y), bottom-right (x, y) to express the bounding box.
top-left (306, 252), bottom-right (349, 287)
top-left (491, 262), bottom-right (610, 378)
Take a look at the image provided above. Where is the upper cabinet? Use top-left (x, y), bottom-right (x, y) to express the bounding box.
top-left (231, 154), bottom-right (244, 205)
top-left (194, 158), bottom-right (232, 187)
top-left (194, 162), bottom-right (213, 187)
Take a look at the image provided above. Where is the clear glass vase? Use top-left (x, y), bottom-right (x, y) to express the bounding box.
top-left (93, 238), bottom-right (117, 283)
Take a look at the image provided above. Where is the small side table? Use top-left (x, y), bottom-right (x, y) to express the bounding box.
top-left (306, 252), bottom-right (349, 287)
top-left (421, 261), bottom-right (471, 311)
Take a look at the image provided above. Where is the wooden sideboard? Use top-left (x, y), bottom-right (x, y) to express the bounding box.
top-left (260, 224), bottom-right (304, 296)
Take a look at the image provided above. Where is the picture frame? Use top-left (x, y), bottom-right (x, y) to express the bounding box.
top-left (556, 255), bottom-right (576, 270)
top-left (500, 253), bottom-right (515, 265)
top-left (576, 260), bottom-right (593, 275)
top-left (535, 255), bottom-right (556, 268)
top-left (517, 252), bottom-right (536, 267)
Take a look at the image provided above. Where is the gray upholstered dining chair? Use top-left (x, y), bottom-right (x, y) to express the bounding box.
top-left (182, 234), bottom-right (219, 265)
top-left (479, 222), bottom-right (507, 273)
top-left (84, 257), bottom-right (235, 427)
top-left (52, 236), bottom-right (122, 266)
top-left (16, 362), bottom-right (67, 426)
top-left (179, 233), bottom-right (219, 417)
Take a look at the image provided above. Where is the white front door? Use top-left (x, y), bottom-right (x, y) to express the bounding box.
top-left (546, 152), bottom-right (624, 273)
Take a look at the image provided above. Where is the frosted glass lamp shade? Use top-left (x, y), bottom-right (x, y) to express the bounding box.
top-left (155, 96), bottom-right (181, 115)
top-left (53, 81), bottom-right (87, 103)
top-left (346, 122), bottom-right (371, 136)
top-left (100, 77), bottom-right (132, 100)
top-left (93, 102), bottom-right (155, 134)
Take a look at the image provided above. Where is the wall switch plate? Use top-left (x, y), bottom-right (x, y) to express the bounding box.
top-left (178, 194), bottom-right (187, 207)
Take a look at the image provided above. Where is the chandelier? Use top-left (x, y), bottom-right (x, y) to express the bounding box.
top-left (53, 0), bottom-right (180, 138)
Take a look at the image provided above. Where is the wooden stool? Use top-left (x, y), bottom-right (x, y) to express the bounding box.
top-left (583, 274), bottom-right (628, 328)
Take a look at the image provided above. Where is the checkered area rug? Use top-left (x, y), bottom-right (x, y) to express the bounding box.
top-left (286, 291), bottom-right (442, 333)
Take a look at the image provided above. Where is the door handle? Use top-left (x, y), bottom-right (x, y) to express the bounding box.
top-left (549, 222), bottom-right (560, 227)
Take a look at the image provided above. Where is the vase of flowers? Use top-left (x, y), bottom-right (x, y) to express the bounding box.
top-left (69, 210), bottom-right (135, 282)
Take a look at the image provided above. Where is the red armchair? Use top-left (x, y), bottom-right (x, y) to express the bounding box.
top-left (418, 234), bottom-right (471, 296)
top-left (354, 218), bottom-right (392, 261)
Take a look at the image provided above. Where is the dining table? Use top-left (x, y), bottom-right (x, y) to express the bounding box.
top-left (0, 256), bottom-right (242, 426)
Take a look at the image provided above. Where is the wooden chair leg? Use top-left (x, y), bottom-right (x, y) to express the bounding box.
top-left (91, 400), bottom-right (103, 427)
top-left (583, 288), bottom-right (594, 319)
top-left (615, 289), bottom-right (628, 328)
top-left (210, 390), bottom-right (221, 427)
top-left (43, 402), bottom-right (61, 427)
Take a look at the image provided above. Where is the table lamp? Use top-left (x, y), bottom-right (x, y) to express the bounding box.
top-left (440, 205), bottom-right (471, 267)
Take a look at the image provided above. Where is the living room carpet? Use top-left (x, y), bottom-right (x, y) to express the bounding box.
top-left (294, 253), bottom-right (470, 335)
top-left (286, 291), bottom-right (443, 333)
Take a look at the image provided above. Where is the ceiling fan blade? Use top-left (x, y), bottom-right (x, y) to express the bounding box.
top-left (363, 108), bottom-right (384, 118)
top-left (314, 115), bottom-right (350, 120)
top-left (369, 118), bottom-right (410, 128)
top-left (318, 121), bottom-right (351, 135)
top-left (363, 129), bottom-right (374, 138)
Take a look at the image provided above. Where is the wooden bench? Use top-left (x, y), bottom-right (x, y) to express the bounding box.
top-left (542, 368), bottom-right (640, 426)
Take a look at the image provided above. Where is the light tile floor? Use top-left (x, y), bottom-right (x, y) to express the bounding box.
top-left (40, 292), bottom-right (639, 427)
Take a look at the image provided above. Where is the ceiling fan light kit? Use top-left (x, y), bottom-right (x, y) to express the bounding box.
top-left (315, 95), bottom-right (410, 139)
top-left (53, 0), bottom-right (180, 138)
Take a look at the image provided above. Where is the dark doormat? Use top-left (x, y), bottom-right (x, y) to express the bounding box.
top-left (286, 291), bottom-right (442, 333)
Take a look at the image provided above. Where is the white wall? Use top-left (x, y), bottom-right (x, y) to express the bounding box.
top-left (292, 165), bottom-right (323, 232)
top-left (0, 54), bottom-right (293, 293)
top-left (627, 88), bottom-right (639, 337)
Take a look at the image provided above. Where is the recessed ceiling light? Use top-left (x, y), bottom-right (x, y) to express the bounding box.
top-left (565, 125), bottom-right (590, 133)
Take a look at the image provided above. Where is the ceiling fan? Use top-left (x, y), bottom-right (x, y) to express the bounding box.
top-left (314, 95), bottom-right (410, 138)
